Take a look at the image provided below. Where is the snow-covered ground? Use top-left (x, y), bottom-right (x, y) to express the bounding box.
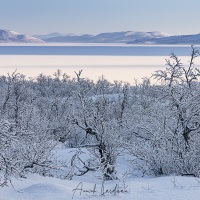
top-left (2, 173), bottom-right (200, 200)
top-left (0, 55), bottom-right (200, 83)
top-left (1, 145), bottom-right (200, 200)
top-left (0, 56), bottom-right (167, 79)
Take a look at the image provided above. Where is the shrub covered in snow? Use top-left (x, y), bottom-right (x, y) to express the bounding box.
top-left (1, 47), bottom-right (200, 186)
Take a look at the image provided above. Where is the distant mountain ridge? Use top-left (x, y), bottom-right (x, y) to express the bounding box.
top-left (127, 33), bottom-right (200, 44)
top-left (1, 29), bottom-right (200, 44)
top-left (0, 29), bottom-right (44, 43)
top-left (43, 31), bottom-right (171, 43)
top-left (39, 31), bottom-right (200, 44)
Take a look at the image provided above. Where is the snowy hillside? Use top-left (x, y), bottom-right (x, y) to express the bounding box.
top-left (128, 33), bottom-right (200, 44)
top-left (43, 31), bottom-right (170, 43)
top-left (0, 29), bottom-right (44, 43)
top-left (41, 30), bottom-right (200, 44)
top-left (33, 32), bottom-right (64, 39)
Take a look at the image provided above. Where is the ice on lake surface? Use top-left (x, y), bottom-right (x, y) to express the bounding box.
top-left (0, 44), bottom-right (200, 83)
top-left (0, 44), bottom-right (200, 55)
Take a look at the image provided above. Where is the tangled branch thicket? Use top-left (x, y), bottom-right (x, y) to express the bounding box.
top-left (1, 46), bottom-right (200, 186)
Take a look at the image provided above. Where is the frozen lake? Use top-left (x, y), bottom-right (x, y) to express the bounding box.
top-left (0, 44), bottom-right (200, 83)
top-left (0, 43), bottom-right (199, 56)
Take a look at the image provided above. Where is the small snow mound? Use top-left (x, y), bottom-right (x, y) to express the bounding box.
top-left (22, 183), bottom-right (63, 194)
top-left (19, 183), bottom-right (68, 200)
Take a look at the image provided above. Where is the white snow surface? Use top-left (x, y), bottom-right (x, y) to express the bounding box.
top-left (2, 174), bottom-right (200, 200)
top-left (0, 55), bottom-right (199, 84)
top-left (1, 145), bottom-right (200, 200)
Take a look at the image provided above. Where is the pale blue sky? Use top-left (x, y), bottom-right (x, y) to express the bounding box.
top-left (0, 0), bottom-right (200, 36)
